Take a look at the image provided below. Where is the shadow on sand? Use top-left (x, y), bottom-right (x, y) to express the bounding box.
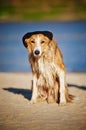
top-left (68, 84), bottom-right (86, 90)
top-left (3, 84), bottom-right (86, 100)
top-left (3, 87), bottom-right (32, 100)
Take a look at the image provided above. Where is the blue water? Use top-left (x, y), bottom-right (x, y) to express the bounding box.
top-left (0, 21), bottom-right (86, 72)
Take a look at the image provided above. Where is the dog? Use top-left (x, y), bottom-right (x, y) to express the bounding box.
top-left (22, 31), bottom-right (74, 105)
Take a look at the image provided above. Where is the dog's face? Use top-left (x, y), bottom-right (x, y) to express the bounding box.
top-left (22, 31), bottom-right (53, 57)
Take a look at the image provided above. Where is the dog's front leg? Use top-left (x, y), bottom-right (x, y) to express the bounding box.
top-left (30, 74), bottom-right (38, 104)
top-left (59, 70), bottom-right (66, 105)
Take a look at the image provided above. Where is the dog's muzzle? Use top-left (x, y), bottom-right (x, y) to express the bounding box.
top-left (33, 46), bottom-right (42, 57)
top-left (34, 50), bottom-right (40, 55)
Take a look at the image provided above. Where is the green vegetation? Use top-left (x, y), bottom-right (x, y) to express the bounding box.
top-left (0, 0), bottom-right (86, 21)
top-left (22, 3), bottom-right (67, 21)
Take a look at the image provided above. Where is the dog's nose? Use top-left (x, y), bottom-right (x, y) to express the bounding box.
top-left (34, 50), bottom-right (40, 55)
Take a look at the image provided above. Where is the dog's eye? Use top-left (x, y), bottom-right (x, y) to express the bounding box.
top-left (31, 40), bottom-right (35, 43)
top-left (41, 40), bottom-right (45, 44)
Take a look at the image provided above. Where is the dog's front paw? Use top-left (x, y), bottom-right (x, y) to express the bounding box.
top-left (29, 99), bottom-right (37, 104)
top-left (59, 101), bottom-right (67, 106)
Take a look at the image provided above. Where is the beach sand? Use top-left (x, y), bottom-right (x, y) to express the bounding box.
top-left (0, 72), bottom-right (86, 130)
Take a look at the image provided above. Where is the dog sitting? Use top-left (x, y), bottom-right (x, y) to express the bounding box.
top-left (22, 31), bottom-right (74, 105)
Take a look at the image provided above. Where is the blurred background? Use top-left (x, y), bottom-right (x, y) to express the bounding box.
top-left (0, 0), bottom-right (86, 72)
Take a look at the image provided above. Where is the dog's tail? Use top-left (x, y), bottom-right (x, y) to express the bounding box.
top-left (65, 86), bottom-right (75, 102)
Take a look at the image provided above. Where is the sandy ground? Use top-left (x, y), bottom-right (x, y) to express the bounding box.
top-left (0, 72), bottom-right (86, 130)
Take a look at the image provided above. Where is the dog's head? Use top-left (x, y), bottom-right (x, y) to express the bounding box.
top-left (22, 31), bottom-right (53, 57)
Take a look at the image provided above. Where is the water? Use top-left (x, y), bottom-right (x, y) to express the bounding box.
top-left (0, 21), bottom-right (86, 72)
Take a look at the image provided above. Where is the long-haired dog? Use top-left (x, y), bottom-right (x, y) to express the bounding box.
top-left (22, 31), bottom-right (74, 105)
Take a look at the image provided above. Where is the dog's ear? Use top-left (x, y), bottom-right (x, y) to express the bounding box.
top-left (22, 32), bottom-right (34, 48)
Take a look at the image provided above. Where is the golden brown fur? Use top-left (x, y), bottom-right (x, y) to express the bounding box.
top-left (22, 31), bottom-right (74, 105)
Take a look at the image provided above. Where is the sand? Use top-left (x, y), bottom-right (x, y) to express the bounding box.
top-left (0, 72), bottom-right (86, 130)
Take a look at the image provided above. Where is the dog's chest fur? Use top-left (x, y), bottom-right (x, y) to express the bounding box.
top-left (38, 57), bottom-right (56, 87)
top-left (30, 55), bottom-right (57, 88)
